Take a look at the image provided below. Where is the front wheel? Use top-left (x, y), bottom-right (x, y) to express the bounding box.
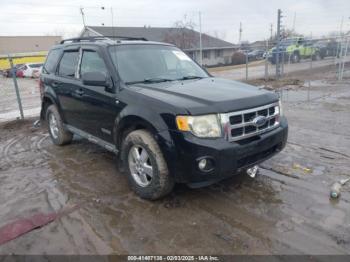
top-left (121, 130), bottom-right (174, 200)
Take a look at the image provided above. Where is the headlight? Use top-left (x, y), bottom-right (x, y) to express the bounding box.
top-left (278, 99), bottom-right (283, 116)
top-left (176, 114), bottom-right (222, 138)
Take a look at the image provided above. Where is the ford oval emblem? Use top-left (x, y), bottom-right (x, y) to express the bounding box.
top-left (253, 116), bottom-right (267, 127)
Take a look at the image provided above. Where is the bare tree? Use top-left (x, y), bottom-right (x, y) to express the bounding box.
top-left (163, 15), bottom-right (198, 49)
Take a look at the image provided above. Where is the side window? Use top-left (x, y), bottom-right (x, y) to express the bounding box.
top-left (80, 50), bottom-right (108, 77)
top-left (44, 49), bottom-right (61, 74)
top-left (58, 51), bottom-right (79, 78)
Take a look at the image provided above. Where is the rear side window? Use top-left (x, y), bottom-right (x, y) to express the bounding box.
top-left (44, 49), bottom-right (60, 74)
top-left (58, 51), bottom-right (79, 78)
top-left (80, 51), bottom-right (108, 76)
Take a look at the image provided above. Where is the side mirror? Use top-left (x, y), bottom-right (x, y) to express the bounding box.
top-left (82, 71), bottom-right (109, 87)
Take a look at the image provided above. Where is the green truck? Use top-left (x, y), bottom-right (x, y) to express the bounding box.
top-left (268, 37), bottom-right (323, 64)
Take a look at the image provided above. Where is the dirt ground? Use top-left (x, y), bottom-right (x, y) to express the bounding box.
top-left (0, 66), bottom-right (349, 255)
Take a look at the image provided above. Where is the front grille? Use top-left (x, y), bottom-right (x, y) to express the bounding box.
top-left (221, 102), bottom-right (280, 142)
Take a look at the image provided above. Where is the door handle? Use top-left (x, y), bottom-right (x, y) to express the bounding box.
top-left (75, 89), bottom-right (84, 96)
top-left (52, 81), bottom-right (61, 88)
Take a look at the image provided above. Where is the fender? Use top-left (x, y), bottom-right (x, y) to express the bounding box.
top-left (113, 104), bottom-right (171, 145)
top-left (40, 85), bottom-right (66, 122)
top-left (113, 105), bottom-right (180, 178)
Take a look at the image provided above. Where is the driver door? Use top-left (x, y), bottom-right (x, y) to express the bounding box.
top-left (74, 47), bottom-right (120, 142)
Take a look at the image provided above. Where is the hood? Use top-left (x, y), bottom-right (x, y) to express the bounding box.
top-left (128, 78), bottom-right (278, 115)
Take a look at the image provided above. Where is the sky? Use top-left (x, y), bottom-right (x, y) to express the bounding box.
top-left (0, 0), bottom-right (349, 44)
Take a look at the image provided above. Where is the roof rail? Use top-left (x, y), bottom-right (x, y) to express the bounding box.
top-left (104, 35), bottom-right (148, 41)
top-left (60, 35), bottom-right (148, 44)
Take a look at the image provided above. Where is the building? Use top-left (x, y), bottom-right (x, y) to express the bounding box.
top-left (0, 36), bottom-right (61, 55)
top-left (0, 36), bottom-right (62, 70)
top-left (81, 26), bottom-right (238, 67)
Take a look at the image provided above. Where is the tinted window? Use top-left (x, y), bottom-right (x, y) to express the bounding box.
top-left (44, 49), bottom-right (61, 74)
top-left (80, 51), bottom-right (108, 76)
top-left (58, 51), bottom-right (79, 77)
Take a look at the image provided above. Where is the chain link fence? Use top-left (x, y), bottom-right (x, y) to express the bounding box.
top-left (0, 53), bottom-right (45, 122)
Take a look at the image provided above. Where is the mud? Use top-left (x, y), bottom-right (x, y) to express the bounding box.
top-left (0, 68), bottom-right (350, 255)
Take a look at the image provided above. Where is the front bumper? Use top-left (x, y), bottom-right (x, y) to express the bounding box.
top-left (159, 117), bottom-right (288, 186)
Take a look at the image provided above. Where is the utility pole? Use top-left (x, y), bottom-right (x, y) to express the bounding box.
top-left (276, 9), bottom-right (282, 79)
top-left (292, 12), bottom-right (296, 32)
top-left (239, 22), bottom-right (242, 48)
top-left (80, 7), bottom-right (86, 28)
top-left (199, 11), bottom-right (203, 66)
top-left (270, 23), bottom-right (273, 41)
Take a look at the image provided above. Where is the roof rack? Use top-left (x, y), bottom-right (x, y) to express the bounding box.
top-left (60, 36), bottom-right (148, 44)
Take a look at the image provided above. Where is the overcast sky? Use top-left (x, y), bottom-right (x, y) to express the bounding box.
top-left (1, 0), bottom-right (349, 43)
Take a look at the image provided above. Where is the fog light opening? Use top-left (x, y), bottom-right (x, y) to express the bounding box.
top-left (197, 157), bottom-right (214, 172)
top-left (247, 165), bottom-right (259, 178)
top-left (198, 159), bottom-right (207, 170)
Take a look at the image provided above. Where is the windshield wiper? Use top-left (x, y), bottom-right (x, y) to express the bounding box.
top-left (125, 78), bottom-right (173, 85)
top-left (177, 75), bottom-right (205, 81)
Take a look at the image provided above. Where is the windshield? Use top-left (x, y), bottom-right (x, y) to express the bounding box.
top-left (109, 44), bottom-right (209, 84)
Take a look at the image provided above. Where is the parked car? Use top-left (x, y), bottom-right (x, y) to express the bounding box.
top-left (19, 63), bottom-right (43, 78)
top-left (16, 68), bottom-right (24, 78)
top-left (268, 37), bottom-right (322, 64)
top-left (2, 64), bottom-right (24, 77)
top-left (314, 40), bottom-right (338, 58)
top-left (40, 36), bottom-right (288, 200)
top-left (247, 49), bottom-right (265, 61)
top-left (32, 66), bottom-right (43, 78)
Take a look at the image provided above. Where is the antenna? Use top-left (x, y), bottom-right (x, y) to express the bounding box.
top-left (292, 12), bottom-right (296, 32)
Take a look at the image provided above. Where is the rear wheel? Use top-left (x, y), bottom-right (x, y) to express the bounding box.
top-left (122, 130), bottom-right (174, 200)
top-left (46, 105), bottom-right (73, 146)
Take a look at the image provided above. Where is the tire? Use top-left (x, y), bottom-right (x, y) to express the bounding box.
top-left (46, 105), bottom-right (73, 146)
top-left (121, 130), bottom-right (174, 200)
top-left (291, 52), bottom-right (300, 63)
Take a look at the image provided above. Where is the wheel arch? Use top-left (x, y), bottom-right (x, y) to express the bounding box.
top-left (40, 95), bottom-right (55, 120)
top-left (40, 93), bottom-right (67, 124)
top-left (114, 115), bottom-right (160, 151)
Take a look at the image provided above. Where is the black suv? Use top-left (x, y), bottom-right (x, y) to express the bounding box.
top-left (40, 36), bottom-right (288, 200)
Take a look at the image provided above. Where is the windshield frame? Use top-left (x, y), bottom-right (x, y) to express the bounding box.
top-left (108, 43), bottom-right (210, 86)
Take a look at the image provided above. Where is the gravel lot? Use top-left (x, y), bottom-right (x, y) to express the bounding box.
top-left (0, 77), bottom-right (41, 121)
top-left (0, 64), bottom-right (349, 255)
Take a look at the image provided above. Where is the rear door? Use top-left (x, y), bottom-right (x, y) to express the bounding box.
top-left (74, 46), bottom-right (120, 142)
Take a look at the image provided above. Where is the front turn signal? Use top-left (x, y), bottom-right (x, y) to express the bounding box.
top-left (176, 116), bottom-right (190, 131)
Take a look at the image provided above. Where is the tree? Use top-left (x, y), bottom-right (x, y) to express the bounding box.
top-left (163, 15), bottom-right (198, 49)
